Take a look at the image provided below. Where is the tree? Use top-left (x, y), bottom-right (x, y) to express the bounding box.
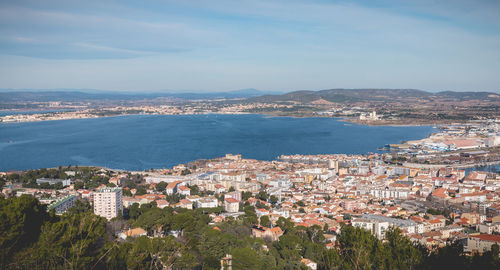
top-left (231, 247), bottom-right (263, 270)
top-left (242, 191), bottom-right (253, 201)
top-left (135, 207), bottom-right (171, 233)
top-left (257, 191), bottom-right (268, 201)
top-left (270, 195), bottom-right (278, 205)
top-left (336, 224), bottom-right (380, 270)
top-left (123, 188), bottom-right (133, 197)
top-left (189, 185), bottom-right (201, 196)
top-left (156, 181), bottom-right (168, 192)
top-left (128, 203), bottom-right (142, 220)
top-left (73, 181), bottom-right (84, 190)
top-left (126, 236), bottom-right (188, 269)
top-left (423, 241), bottom-right (467, 270)
top-left (272, 233), bottom-right (303, 262)
top-left (276, 217), bottom-right (295, 233)
top-left (260, 215), bottom-right (271, 227)
top-left (135, 187), bottom-right (147, 196)
top-left (0, 195), bottom-right (50, 267)
top-left (21, 212), bottom-right (108, 269)
top-left (384, 227), bottom-right (425, 270)
top-left (68, 200), bottom-right (92, 214)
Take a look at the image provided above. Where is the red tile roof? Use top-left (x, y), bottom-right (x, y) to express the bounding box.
top-left (469, 234), bottom-right (500, 243)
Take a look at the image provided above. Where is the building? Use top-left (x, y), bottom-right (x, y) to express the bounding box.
top-left (119, 227), bottom-right (147, 239)
top-left (465, 234), bottom-right (500, 254)
top-left (352, 214), bottom-right (421, 238)
top-left (251, 225), bottom-right (283, 241)
top-left (178, 186), bottom-right (191, 196)
top-left (220, 254), bottom-right (233, 270)
top-left (166, 181), bottom-right (182, 195)
top-left (47, 195), bottom-right (76, 214)
top-left (36, 178), bottom-right (71, 187)
top-left (93, 187), bottom-right (123, 220)
top-left (179, 199), bottom-right (193, 210)
top-left (351, 218), bottom-right (390, 239)
top-left (301, 258), bottom-right (318, 270)
top-left (224, 198), bottom-right (240, 213)
top-left (370, 188), bottom-right (410, 199)
top-left (225, 191), bottom-right (242, 202)
top-left (197, 197), bottom-right (218, 208)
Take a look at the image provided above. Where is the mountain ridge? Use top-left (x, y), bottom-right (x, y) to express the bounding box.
top-left (247, 88), bottom-right (500, 103)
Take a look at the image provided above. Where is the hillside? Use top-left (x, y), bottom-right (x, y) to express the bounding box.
top-left (0, 88), bottom-right (280, 103)
top-left (248, 89), bottom-right (500, 104)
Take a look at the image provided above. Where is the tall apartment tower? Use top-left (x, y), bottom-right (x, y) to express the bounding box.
top-left (328, 159), bottom-right (339, 171)
top-left (93, 187), bottom-right (123, 220)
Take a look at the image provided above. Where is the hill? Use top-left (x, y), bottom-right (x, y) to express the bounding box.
top-left (248, 89), bottom-right (500, 104)
top-left (0, 88), bottom-right (280, 103)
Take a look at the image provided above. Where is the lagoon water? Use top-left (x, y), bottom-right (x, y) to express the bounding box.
top-left (0, 114), bottom-right (434, 171)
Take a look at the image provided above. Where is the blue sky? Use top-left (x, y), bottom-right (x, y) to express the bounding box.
top-left (0, 0), bottom-right (499, 92)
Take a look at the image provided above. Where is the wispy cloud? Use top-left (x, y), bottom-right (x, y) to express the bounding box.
top-left (10, 36), bottom-right (39, 43)
top-left (72, 42), bottom-right (149, 55)
top-left (0, 0), bottom-right (499, 91)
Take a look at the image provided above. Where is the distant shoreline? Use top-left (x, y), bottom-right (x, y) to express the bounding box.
top-left (0, 106), bottom-right (484, 128)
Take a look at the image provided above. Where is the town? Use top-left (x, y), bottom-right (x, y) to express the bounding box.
top-left (2, 138), bottom-right (500, 269)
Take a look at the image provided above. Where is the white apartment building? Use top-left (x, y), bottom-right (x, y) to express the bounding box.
top-left (196, 197), bottom-right (218, 208)
top-left (370, 189), bottom-right (410, 199)
top-left (351, 218), bottom-right (390, 239)
top-left (352, 214), bottom-right (420, 239)
top-left (94, 187), bottom-right (123, 220)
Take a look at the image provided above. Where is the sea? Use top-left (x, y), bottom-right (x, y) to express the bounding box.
top-left (0, 114), bottom-right (435, 171)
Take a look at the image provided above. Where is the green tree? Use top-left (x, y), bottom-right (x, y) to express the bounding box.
top-left (135, 187), bottom-right (147, 196)
top-left (257, 191), bottom-right (268, 201)
top-left (242, 191), bottom-right (253, 201)
top-left (337, 224), bottom-right (380, 270)
top-left (384, 227), bottom-right (425, 270)
top-left (123, 188), bottom-right (133, 197)
top-left (156, 181), bottom-right (168, 192)
top-left (128, 203), bottom-right (142, 220)
top-left (0, 195), bottom-right (50, 267)
top-left (126, 236), bottom-right (188, 269)
top-left (189, 184), bottom-right (201, 196)
top-left (73, 181), bottom-right (84, 190)
top-left (22, 212), bottom-right (108, 269)
top-left (232, 247), bottom-right (263, 270)
top-left (260, 215), bottom-right (271, 227)
top-left (270, 195), bottom-right (278, 205)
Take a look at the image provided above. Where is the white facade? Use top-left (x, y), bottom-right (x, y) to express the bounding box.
top-left (370, 189), bottom-right (409, 199)
top-left (196, 197), bottom-right (218, 208)
top-left (94, 187), bottom-right (123, 220)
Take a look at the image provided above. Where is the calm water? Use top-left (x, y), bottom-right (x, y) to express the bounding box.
top-left (0, 114), bottom-right (434, 171)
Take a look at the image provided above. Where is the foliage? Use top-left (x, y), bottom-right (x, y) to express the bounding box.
top-left (242, 191), bottom-right (253, 201)
top-left (2, 196), bottom-right (500, 269)
top-left (296, 200), bottom-right (305, 207)
top-left (21, 212), bottom-right (108, 269)
top-left (260, 215), bottom-right (271, 227)
top-left (0, 195), bottom-right (50, 267)
top-left (155, 181), bottom-right (168, 192)
top-left (257, 191), bottom-right (268, 201)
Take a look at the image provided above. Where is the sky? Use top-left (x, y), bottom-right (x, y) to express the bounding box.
top-left (0, 0), bottom-right (499, 93)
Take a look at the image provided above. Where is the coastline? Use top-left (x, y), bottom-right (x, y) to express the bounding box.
top-left (0, 115), bottom-right (436, 172)
top-left (0, 111), bottom-right (253, 124)
top-left (403, 160), bottom-right (500, 169)
top-left (0, 107), bottom-right (478, 128)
